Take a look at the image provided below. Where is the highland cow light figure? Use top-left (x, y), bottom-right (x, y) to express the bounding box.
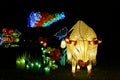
top-left (60, 20), bottom-right (102, 77)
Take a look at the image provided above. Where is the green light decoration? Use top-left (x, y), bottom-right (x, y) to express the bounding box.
top-left (16, 38), bottom-right (60, 75)
top-left (43, 56), bottom-right (50, 64)
top-left (25, 60), bottom-right (42, 71)
top-left (16, 57), bottom-right (26, 69)
top-left (25, 59), bottom-right (43, 73)
top-left (49, 60), bottom-right (58, 70)
top-left (10, 44), bottom-right (19, 47)
top-left (16, 52), bottom-right (30, 69)
top-left (39, 41), bottom-right (60, 74)
top-left (42, 56), bottom-right (58, 74)
top-left (26, 64), bottom-right (30, 69)
top-left (14, 38), bottom-right (20, 42)
top-left (16, 51), bottom-right (57, 74)
top-left (43, 66), bottom-right (51, 75)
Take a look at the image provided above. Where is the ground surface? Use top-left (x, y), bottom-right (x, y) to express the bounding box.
top-left (0, 63), bottom-right (120, 80)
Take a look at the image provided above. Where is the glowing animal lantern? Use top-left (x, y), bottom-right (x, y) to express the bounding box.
top-left (60, 20), bottom-right (102, 77)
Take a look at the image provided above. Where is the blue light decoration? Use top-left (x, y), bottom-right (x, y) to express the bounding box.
top-left (27, 11), bottom-right (42, 28)
top-left (0, 34), bottom-right (3, 45)
top-left (53, 27), bottom-right (68, 40)
top-left (27, 11), bottom-right (65, 28)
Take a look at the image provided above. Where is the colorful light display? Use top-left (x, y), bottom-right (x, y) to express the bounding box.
top-left (27, 11), bottom-right (65, 28)
top-left (16, 51), bottom-right (58, 74)
top-left (16, 37), bottom-right (64, 74)
top-left (39, 40), bottom-right (59, 74)
top-left (0, 28), bottom-right (21, 48)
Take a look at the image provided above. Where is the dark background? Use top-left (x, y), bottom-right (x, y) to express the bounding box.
top-left (0, 1), bottom-right (119, 68)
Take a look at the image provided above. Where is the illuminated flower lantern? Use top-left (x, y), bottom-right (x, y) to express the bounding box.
top-left (50, 48), bottom-right (63, 62)
top-left (38, 37), bottom-right (59, 74)
top-left (1, 28), bottom-right (21, 48)
top-left (60, 20), bottom-right (102, 77)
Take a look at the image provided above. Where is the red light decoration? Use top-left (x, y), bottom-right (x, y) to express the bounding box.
top-left (8, 29), bottom-right (14, 34)
top-left (50, 49), bottom-right (63, 62)
top-left (2, 28), bottom-right (7, 33)
top-left (43, 42), bottom-right (47, 47)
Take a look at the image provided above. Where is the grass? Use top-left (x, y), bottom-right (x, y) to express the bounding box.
top-left (0, 64), bottom-right (120, 80)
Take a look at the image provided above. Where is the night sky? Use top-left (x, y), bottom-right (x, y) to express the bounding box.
top-left (0, 1), bottom-right (119, 67)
